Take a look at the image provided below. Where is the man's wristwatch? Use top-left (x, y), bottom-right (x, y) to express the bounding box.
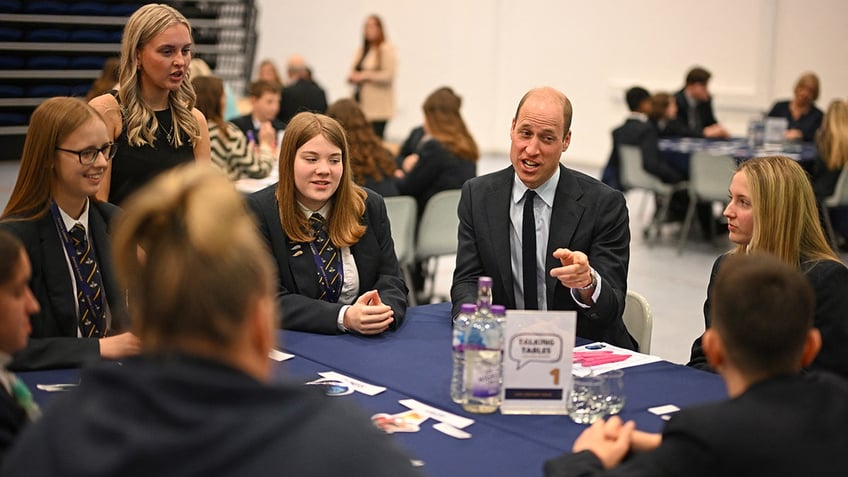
top-left (575, 267), bottom-right (598, 291)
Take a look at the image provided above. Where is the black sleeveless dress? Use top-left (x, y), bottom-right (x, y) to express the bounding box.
top-left (108, 92), bottom-right (194, 205)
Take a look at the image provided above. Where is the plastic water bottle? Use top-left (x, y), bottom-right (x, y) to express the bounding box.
top-left (463, 277), bottom-right (504, 414)
top-left (450, 304), bottom-right (477, 403)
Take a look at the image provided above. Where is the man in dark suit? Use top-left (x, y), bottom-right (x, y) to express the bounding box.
top-left (674, 66), bottom-right (729, 138)
top-left (544, 253), bottom-right (848, 477)
top-left (603, 86), bottom-right (685, 191)
top-left (451, 87), bottom-right (635, 350)
top-left (0, 202), bottom-right (137, 371)
top-left (277, 55), bottom-right (328, 127)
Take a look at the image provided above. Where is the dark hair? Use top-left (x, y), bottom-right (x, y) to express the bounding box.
top-left (326, 98), bottom-right (396, 182)
top-left (192, 75), bottom-right (227, 140)
top-left (247, 80), bottom-right (282, 98)
top-left (711, 253), bottom-right (814, 375)
top-left (625, 86), bottom-right (651, 112)
top-left (686, 66), bottom-right (711, 85)
top-left (0, 229), bottom-right (24, 285)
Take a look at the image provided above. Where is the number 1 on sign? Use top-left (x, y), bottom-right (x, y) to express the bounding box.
top-left (550, 368), bottom-right (560, 385)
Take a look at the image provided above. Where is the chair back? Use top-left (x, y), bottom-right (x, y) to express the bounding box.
top-left (824, 166), bottom-right (848, 208)
top-left (619, 145), bottom-right (669, 193)
top-left (689, 152), bottom-right (736, 202)
top-left (415, 189), bottom-right (462, 260)
top-left (383, 196), bottom-right (417, 267)
top-left (623, 290), bottom-right (653, 354)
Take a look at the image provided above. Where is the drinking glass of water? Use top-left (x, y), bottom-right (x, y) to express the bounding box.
top-left (566, 375), bottom-right (608, 424)
top-left (602, 369), bottom-right (626, 415)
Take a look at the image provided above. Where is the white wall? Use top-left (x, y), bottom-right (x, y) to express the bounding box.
top-left (253, 0), bottom-right (848, 168)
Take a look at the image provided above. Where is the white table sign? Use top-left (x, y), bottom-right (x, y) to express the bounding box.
top-left (500, 310), bottom-right (576, 415)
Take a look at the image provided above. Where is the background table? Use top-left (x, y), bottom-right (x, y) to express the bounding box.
top-left (21, 303), bottom-right (727, 476)
top-left (659, 137), bottom-right (817, 178)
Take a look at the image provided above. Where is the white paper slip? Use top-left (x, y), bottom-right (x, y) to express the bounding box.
top-left (268, 349), bottom-right (294, 362)
top-left (318, 371), bottom-right (385, 396)
top-left (398, 399), bottom-right (475, 429)
top-left (433, 422), bottom-right (471, 439)
top-left (648, 404), bottom-right (680, 416)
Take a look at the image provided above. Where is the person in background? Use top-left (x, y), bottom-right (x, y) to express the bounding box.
top-left (0, 97), bottom-right (140, 371)
top-left (602, 86), bottom-right (684, 192)
top-left (674, 66), bottom-right (729, 138)
top-left (189, 57), bottom-right (240, 121)
top-left (89, 3), bottom-right (211, 207)
top-left (192, 75), bottom-right (274, 180)
top-left (767, 72), bottom-right (823, 142)
top-left (451, 87), bottom-right (635, 351)
top-left (256, 58), bottom-right (283, 87)
top-left (544, 253), bottom-right (848, 477)
top-left (0, 230), bottom-right (41, 463)
top-left (1, 165), bottom-right (422, 477)
top-left (348, 14), bottom-right (397, 139)
top-left (326, 98), bottom-right (398, 197)
top-left (84, 57), bottom-right (119, 102)
top-left (688, 156), bottom-right (848, 379)
top-left (247, 112), bottom-right (407, 335)
top-left (395, 86), bottom-right (478, 216)
top-left (648, 92), bottom-right (688, 138)
top-left (230, 80), bottom-right (285, 145)
top-left (278, 54), bottom-right (328, 127)
top-left (812, 98), bottom-right (848, 248)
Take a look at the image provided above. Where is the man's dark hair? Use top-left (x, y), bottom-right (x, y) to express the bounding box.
top-left (711, 253), bottom-right (814, 376)
top-left (685, 67), bottom-right (711, 85)
top-left (625, 86), bottom-right (651, 112)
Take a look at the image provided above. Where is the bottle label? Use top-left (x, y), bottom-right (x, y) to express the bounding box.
top-left (465, 350), bottom-right (501, 398)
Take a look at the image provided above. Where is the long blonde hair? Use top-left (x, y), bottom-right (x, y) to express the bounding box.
top-left (816, 99), bottom-right (848, 171)
top-left (2, 97), bottom-right (106, 221)
top-left (118, 3), bottom-right (200, 148)
top-left (112, 164), bottom-right (275, 350)
top-left (276, 112), bottom-right (367, 247)
top-left (732, 156), bottom-right (839, 267)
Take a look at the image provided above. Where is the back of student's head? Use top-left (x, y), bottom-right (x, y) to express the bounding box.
top-left (2, 97), bottom-right (105, 220)
top-left (192, 75), bottom-right (224, 123)
top-left (423, 86), bottom-right (478, 162)
top-left (625, 86), bottom-right (650, 112)
top-left (112, 164), bottom-right (275, 351)
top-left (711, 253), bottom-right (814, 376)
top-left (326, 98), bottom-right (395, 181)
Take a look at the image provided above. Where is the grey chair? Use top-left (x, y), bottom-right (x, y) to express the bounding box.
top-left (678, 152), bottom-right (737, 254)
top-left (623, 290), bottom-right (653, 354)
top-left (383, 195), bottom-right (418, 306)
top-left (821, 166), bottom-right (848, 249)
top-left (619, 145), bottom-right (687, 239)
top-left (415, 189), bottom-right (462, 303)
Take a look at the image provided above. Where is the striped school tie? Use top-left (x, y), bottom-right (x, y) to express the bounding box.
top-left (69, 224), bottom-right (106, 337)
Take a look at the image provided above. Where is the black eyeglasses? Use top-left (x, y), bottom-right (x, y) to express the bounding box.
top-left (55, 143), bottom-right (117, 165)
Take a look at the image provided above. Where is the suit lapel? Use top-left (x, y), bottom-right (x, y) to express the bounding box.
top-left (37, 214), bottom-right (78, 337)
top-left (545, 166), bottom-right (584, 308)
top-left (486, 168), bottom-right (516, 307)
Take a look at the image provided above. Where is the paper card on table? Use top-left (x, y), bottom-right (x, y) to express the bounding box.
top-left (433, 422), bottom-right (471, 439)
top-left (572, 342), bottom-right (661, 374)
top-left (398, 398), bottom-right (475, 429)
top-left (268, 349), bottom-right (294, 362)
top-left (648, 404), bottom-right (680, 416)
top-left (318, 371), bottom-right (385, 396)
top-left (500, 310), bottom-right (576, 415)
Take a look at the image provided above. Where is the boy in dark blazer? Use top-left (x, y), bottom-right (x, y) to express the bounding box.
top-left (544, 253), bottom-right (848, 477)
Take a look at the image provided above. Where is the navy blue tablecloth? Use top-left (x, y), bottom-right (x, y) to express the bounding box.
top-left (20, 303), bottom-right (727, 477)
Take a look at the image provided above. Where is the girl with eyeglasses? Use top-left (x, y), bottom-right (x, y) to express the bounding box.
top-left (0, 97), bottom-right (140, 371)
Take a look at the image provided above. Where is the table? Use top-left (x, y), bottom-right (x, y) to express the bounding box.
top-left (659, 137), bottom-right (817, 178)
top-left (21, 303), bottom-right (727, 476)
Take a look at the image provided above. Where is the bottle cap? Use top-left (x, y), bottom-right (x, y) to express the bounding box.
top-left (491, 305), bottom-right (506, 315)
top-left (460, 303), bottom-right (477, 314)
top-left (478, 276), bottom-right (493, 287)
